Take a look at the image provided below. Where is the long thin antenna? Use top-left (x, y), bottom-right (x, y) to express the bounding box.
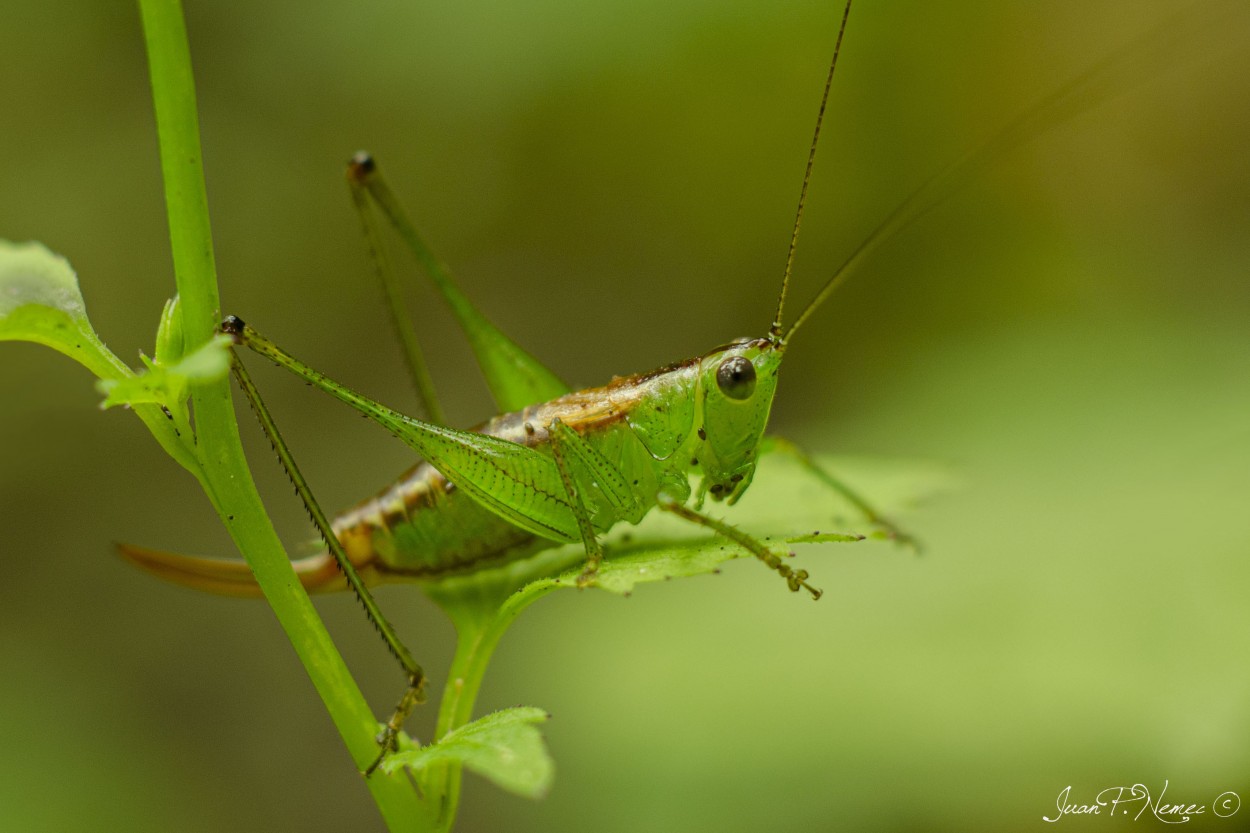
top-left (770, 0), bottom-right (853, 340)
top-left (778, 0), bottom-right (1224, 346)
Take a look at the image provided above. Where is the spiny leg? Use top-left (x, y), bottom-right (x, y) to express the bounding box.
top-left (548, 418), bottom-right (605, 587)
top-left (658, 496), bottom-right (823, 600)
top-left (346, 153), bottom-right (446, 425)
top-left (348, 152), bottom-right (568, 414)
top-left (227, 344), bottom-right (425, 776)
top-left (223, 318), bottom-right (593, 548)
top-left (763, 435), bottom-right (920, 552)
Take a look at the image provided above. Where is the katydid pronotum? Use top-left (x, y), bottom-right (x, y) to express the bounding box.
top-left (115, 0), bottom-right (1172, 775)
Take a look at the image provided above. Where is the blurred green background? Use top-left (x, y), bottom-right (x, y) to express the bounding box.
top-left (3, 0), bottom-right (1248, 830)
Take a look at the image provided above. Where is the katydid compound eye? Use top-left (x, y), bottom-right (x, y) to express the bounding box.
top-left (716, 356), bottom-right (756, 400)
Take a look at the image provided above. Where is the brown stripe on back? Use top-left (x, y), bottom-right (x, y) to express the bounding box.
top-left (481, 357), bottom-right (703, 442)
top-left (330, 350), bottom-right (707, 556)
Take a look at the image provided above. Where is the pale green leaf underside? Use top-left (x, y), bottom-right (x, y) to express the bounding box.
top-left (380, 707), bottom-right (554, 799)
top-left (0, 240), bottom-right (86, 320)
top-left (541, 454), bottom-right (949, 595)
top-left (0, 240), bottom-right (122, 379)
top-left (420, 453), bottom-right (952, 625)
top-left (413, 456), bottom-right (946, 805)
top-left (572, 450), bottom-right (940, 587)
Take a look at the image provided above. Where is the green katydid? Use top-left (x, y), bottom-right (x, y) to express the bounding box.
top-left (113, 0), bottom-right (1175, 775)
top-left (121, 3), bottom-right (889, 772)
top-left (120, 2), bottom-right (889, 597)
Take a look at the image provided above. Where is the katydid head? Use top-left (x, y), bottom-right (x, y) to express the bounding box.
top-left (692, 0), bottom-right (854, 504)
top-left (693, 336), bottom-right (784, 504)
top-left (690, 3), bottom-right (854, 504)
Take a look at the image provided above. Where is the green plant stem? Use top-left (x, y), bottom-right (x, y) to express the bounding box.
top-left (428, 613), bottom-right (513, 831)
top-left (136, 0), bottom-right (426, 827)
top-left (423, 575), bottom-right (557, 831)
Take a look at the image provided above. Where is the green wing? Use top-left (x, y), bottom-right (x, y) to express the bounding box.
top-left (391, 420), bottom-right (581, 543)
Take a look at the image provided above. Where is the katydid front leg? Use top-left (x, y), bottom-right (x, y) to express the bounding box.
top-left (658, 496), bottom-right (823, 600)
top-left (545, 417), bottom-right (648, 586)
top-left (220, 318), bottom-right (593, 545)
top-left (224, 334), bottom-right (425, 775)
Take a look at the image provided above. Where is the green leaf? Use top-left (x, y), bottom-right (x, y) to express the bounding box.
top-left (381, 707), bottom-right (554, 799)
top-left (0, 240), bottom-right (86, 321)
top-left (414, 453), bottom-right (947, 818)
top-left (97, 333), bottom-right (231, 410)
top-left (0, 240), bottom-right (208, 475)
top-left (493, 453), bottom-right (948, 601)
top-left (0, 240), bottom-right (123, 380)
top-left (153, 294), bottom-right (185, 366)
top-left (422, 452), bottom-right (950, 650)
